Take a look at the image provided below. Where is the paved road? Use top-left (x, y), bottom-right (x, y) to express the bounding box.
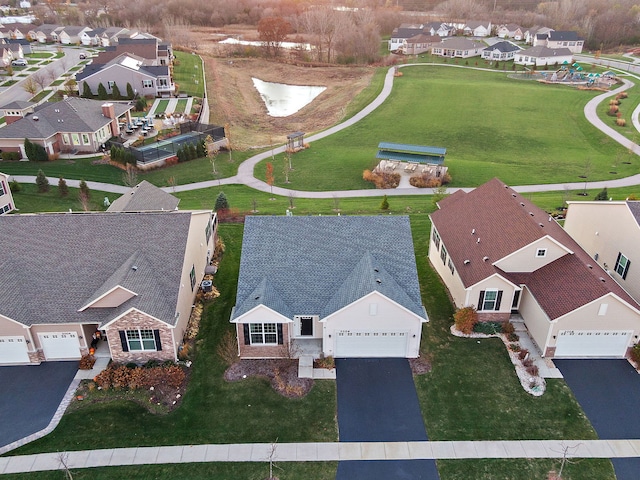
top-left (0, 362), bottom-right (78, 451)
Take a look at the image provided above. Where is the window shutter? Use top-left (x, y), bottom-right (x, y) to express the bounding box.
top-left (119, 331), bottom-right (129, 352)
top-left (623, 259), bottom-right (631, 280)
top-left (243, 324), bottom-right (250, 345)
top-left (153, 329), bottom-right (162, 351)
top-left (615, 252), bottom-right (621, 270)
top-left (495, 291), bottom-right (503, 311)
top-left (478, 291), bottom-right (485, 310)
top-left (277, 324), bottom-right (283, 345)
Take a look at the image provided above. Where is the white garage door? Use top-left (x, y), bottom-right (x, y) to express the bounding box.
top-left (39, 332), bottom-right (81, 360)
top-left (555, 330), bottom-right (631, 358)
top-left (0, 336), bottom-right (30, 364)
top-left (335, 331), bottom-right (407, 358)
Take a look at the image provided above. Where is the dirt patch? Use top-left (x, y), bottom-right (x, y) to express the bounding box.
top-left (224, 359), bottom-right (314, 398)
top-left (409, 356), bottom-right (432, 375)
top-left (202, 55), bottom-right (375, 149)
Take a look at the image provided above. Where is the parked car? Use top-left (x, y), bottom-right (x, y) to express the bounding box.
top-left (79, 53), bottom-right (86, 59)
top-left (11, 59), bottom-right (27, 67)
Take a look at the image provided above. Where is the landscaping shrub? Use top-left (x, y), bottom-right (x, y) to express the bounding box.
top-left (78, 354), bottom-right (96, 370)
top-left (507, 332), bottom-right (519, 342)
top-left (58, 177), bottom-right (69, 197)
top-left (215, 191), bottom-right (229, 212)
top-left (94, 363), bottom-right (186, 391)
top-left (126, 82), bottom-right (134, 100)
top-left (362, 169), bottom-right (400, 189)
top-left (1, 151), bottom-right (20, 161)
top-left (9, 179), bottom-right (20, 192)
top-left (454, 306), bottom-right (478, 334)
top-left (473, 321), bottom-right (502, 334)
top-left (616, 118), bottom-right (626, 127)
top-left (82, 82), bottom-right (92, 98)
top-left (526, 364), bottom-right (539, 377)
top-left (509, 343), bottom-right (521, 352)
top-left (380, 194), bottom-right (389, 210)
top-left (630, 343), bottom-right (640, 364)
top-left (97, 83), bottom-right (108, 100)
top-left (518, 349), bottom-right (529, 361)
top-left (35, 169), bottom-right (49, 192)
top-left (502, 321), bottom-right (515, 334)
top-left (409, 174), bottom-right (442, 188)
top-left (217, 330), bottom-right (239, 366)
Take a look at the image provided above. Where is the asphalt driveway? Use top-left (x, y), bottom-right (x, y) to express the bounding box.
top-left (335, 358), bottom-right (439, 479)
top-left (0, 361), bottom-right (78, 451)
top-left (555, 359), bottom-right (640, 480)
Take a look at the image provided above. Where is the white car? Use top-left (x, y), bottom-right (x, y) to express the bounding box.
top-left (11, 59), bottom-right (27, 67)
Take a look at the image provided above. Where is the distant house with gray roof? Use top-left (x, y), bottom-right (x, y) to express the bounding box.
top-left (0, 98), bottom-right (133, 157)
top-left (76, 52), bottom-right (174, 98)
top-left (231, 216), bottom-right (428, 359)
top-left (481, 40), bottom-right (522, 61)
top-left (0, 210), bottom-right (216, 365)
top-left (514, 45), bottom-right (573, 67)
top-left (431, 37), bottom-right (486, 58)
top-left (107, 181), bottom-right (180, 212)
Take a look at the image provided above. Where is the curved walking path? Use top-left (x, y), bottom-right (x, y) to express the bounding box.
top-left (11, 63), bottom-right (640, 200)
top-left (2, 439), bottom-right (640, 474)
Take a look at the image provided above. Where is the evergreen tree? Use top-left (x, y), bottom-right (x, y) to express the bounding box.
top-left (214, 191), bottom-right (229, 212)
top-left (196, 140), bottom-right (206, 158)
top-left (24, 138), bottom-right (33, 159)
top-left (126, 82), bottom-right (134, 99)
top-left (380, 195), bottom-right (389, 210)
top-left (82, 81), bottom-right (92, 98)
top-left (58, 177), bottom-right (69, 197)
top-left (35, 169), bottom-right (49, 192)
top-left (97, 83), bottom-right (107, 100)
top-left (111, 83), bottom-right (121, 100)
top-left (594, 187), bottom-right (609, 201)
top-left (79, 179), bottom-right (91, 200)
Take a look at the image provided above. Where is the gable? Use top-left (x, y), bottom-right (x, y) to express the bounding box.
top-left (231, 304), bottom-right (292, 324)
top-left (322, 290), bottom-right (427, 325)
top-left (79, 285), bottom-right (137, 311)
top-left (494, 236), bottom-right (572, 273)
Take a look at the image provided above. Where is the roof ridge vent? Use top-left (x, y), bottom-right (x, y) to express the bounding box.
top-left (529, 212), bottom-right (534, 216)
top-left (476, 237), bottom-right (480, 243)
top-left (483, 256), bottom-right (489, 262)
top-left (599, 277), bottom-right (606, 282)
top-left (464, 259), bottom-right (470, 265)
top-left (587, 264), bottom-right (593, 269)
top-left (376, 278), bottom-right (382, 284)
top-left (539, 223), bottom-right (544, 227)
top-left (471, 228), bottom-right (475, 234)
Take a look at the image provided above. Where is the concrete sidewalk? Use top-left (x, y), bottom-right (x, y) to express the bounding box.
top-left (2, 439), bottom-right (640, 474)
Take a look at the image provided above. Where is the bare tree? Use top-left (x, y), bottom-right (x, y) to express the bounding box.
top-left (32, 71), bottom-right (49, 92)
top-left (122, 165), bottom-right (138, 187)
top-left (258, 16), bottom-right (292, 58)
top-left (22, 77), bottom-right (38, 96)
top-left (57, 452), bottom-right (74, 480)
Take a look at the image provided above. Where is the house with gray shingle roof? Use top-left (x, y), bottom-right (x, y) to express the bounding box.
top-left (430, 178), bottom-right (640, 359)
top-left (0, 172), bottom-right (14, 215)
top-left (0, 210), bottom-right (216, 365)
top-left (514, 45), bottom-right (573, 67)
top-left (107, 181), bottom-right (180, 212)
top-left (0, 97), bottom-right (133, 157)
top-left (565, 200), bottom-right (640, 306)
top-left (231, 216), bottom-right (427, 359)
top-left (431, 37), bottom-right (486, 59)
top-left (76, 52), bottom-right (174, 98)
top-left (481, 40), bottom-right (522, 61)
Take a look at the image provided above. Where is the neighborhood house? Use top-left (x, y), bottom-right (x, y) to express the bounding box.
top-left (429, 179), bottom-right (640, 359)
top-left (0, 211), bottom-right (216, 365)
top-left (230, 216), bottom-right (428, 359)
top-left (0, 172), bottom-right (14, 215)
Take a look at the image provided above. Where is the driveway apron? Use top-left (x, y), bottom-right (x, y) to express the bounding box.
top-left (555, 359), bottom-right (640, 480)
top-left (0, 361), bottom-right (78, 450)
top-left (335, 358), bottom-right (439, 479)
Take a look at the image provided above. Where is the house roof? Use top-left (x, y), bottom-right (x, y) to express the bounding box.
top-left (487, 41), bottom-right (521, 53)
top-left (626, 201), bottom-right (640, 226)
top-left (430, 178), bottom-right (640, 319)
top-left (91, 39), bottom-right (158, 64)
top-left (392, 27), bottom-right (426, 39)
top-left (0, 211), bottom-right (197, 327)
top-left (438, 37), bottom-right (486, 50)
top-left (107, 180), bottom-right (180, 212)
top-left (518, 46), bottom-right (572, 58)
top-left (466, 21), bottom-right (491, 29)
top-left (232, 216), bottom-right (425, 321)
top-left (0, 97), bottom-right (131, 140)
top-left (2, 100), bottom-right (33, 110)
top-left (548, 31), bottom-right (582, 42)
top-left (405, 34), bottom-right (441, 45)
top-left (59, 25), bottom-right (87, 37)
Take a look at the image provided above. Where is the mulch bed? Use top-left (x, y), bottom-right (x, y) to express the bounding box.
top-left (224, 359), bottom-right (314, 398)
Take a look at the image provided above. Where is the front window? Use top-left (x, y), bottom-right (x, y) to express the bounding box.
top-left (479, 289), bottom-right (502, 311)
top-left (71, 134), bottom-right (80, 145)
top-left (142, 79), bottom-right (153, 88)
top-left (250, 323), bottom-right (278, 344)
top-left (448, 257), bottom-right (455, 274)
top-left (81, 133), bottom-right (90, 145)
top-left (440, 245), bottom-right (447, 264)
top-left (107, 80), bottom-right (115, 90)
top-left (432, 229), bottom-right (441, 251)
top-left (126, 329), bottom-right (156, 351)
top-left (615, 253), bottom-right (630, 279)
top-left (0, 181), bottom-right (5, 196)
top-left (190, 265), bottom-right (196, 291)
top-left (158, 78), bottom-right (168, 87)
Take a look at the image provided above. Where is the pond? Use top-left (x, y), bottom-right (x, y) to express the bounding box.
top-left (252, 78), bottom-right (327, 117)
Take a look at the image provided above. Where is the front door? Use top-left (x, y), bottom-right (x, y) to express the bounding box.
top-left (300, 316), bottom-right (313, 336)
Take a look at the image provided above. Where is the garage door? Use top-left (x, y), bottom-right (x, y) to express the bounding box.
top-left (555, 330), bottom-right (632, 358)
top-left (0, 336), bottom-right (30, 364)
top-left (335, 331), bottom-right (407, 358)
top-left (39, 332), bottom-right (80, 360)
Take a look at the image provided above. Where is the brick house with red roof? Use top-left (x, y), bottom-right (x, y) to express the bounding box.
top-left (429, 178), bottom-right (640, 358)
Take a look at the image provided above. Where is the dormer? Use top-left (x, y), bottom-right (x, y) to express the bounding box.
top-left (78, 285), bottom-right (138, 311)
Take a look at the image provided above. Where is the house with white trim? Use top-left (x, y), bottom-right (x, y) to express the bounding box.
top-left (429, 178), bottom-right (640, 359)
top-left (0, 210), bottom-right (217, 365)
top-left (0, 172), bottom-right (15, 215)
top-left (231, 216), bottom-right (428, 359)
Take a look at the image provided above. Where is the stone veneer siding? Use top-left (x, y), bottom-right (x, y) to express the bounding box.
top-left (105, 310), bottom-right (175, 364)
top-left (238, 323), bottom-right (291, 359)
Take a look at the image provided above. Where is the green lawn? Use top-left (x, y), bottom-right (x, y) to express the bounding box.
top-left (255, 65), bottom-right (632, 190)
top-left (26, 52), bottom-right (55, 59)
top-left (173, 50), bottom-right (205, 97)
top-left (29, 89), bottom-right (52, 102)
top-left (596, 80), bottom-right (640, 143)
top-left (154, 99), bottom-right (169, 114)
top-left (174, 98), bottom-right (188, 113)
top-left (0, 462), bottom-right (338, 480)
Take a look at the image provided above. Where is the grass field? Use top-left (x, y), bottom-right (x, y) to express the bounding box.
top-left (173, 51), bottom-right (205, 98)
top-left (255, 65), bottom-right (633, 190)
